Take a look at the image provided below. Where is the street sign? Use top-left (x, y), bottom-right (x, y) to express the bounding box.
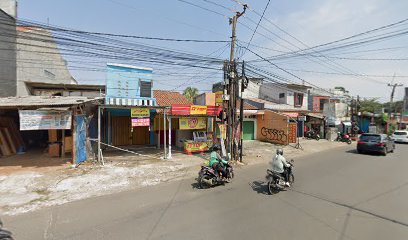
top-left (298, 116), bottom-right (306, 121)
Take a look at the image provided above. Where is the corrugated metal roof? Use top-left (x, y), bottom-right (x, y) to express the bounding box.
top-left (0, 96), bottom-right (102, 108)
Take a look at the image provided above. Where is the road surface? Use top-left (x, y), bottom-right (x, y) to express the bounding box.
top-left (3, 143), bottom-right (408, 240)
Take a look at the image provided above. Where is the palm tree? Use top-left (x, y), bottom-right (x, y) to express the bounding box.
top-left (183, 87), bottom-right (199, 103)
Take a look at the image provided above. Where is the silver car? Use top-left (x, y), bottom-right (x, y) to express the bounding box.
top-left (391, 130), bottom-right (408, 143)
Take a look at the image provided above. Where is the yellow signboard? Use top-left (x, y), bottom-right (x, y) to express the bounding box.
top-left (131, 108), bottom-right (150, 118)
top-left (184, 141), bottom-right (211, 153)
top-left (190, 105), bottom-right (207, 115)
top-left (218, 124), bottom-right (227, 139)
top-left (215, 91), bottom-right (223, 106)
top-left (179, 117), bottom-right (207, 130)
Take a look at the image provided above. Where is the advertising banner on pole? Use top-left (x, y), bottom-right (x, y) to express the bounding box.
top-left (19, 110), bottom-right (72, 130)
top-left (131, 118), bottom-right (150, 127)
top-left (131, 108), bottom-right (150, 118)
top-left (215, 91), bottom-right (223, 106)
top-left (179, 117), bottom-right (206, 130)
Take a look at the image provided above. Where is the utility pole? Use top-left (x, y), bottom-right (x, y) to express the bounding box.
top-left (225, 4), bottom-right (247, 161)
top-left (387, 83), bottom-right (403, 133)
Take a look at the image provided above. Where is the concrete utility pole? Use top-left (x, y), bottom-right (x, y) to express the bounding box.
top-left (225, 4), bottom-right (246, 161)
top-left (387, 83), bottom-right (403, 132)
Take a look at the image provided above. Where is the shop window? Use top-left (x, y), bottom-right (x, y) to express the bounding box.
top-left (294, 92), bottom-right (304, 107)
top-left (140, 80), bottom-right (152, 97)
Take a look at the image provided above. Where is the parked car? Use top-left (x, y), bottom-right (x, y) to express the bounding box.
top-left (357, 133), bottom-right (395, 156)
top-left (391, 130), bottom-right (408, 143)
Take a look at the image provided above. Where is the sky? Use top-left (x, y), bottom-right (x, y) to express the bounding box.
top-left (17, 0), bottom-right (408, 102)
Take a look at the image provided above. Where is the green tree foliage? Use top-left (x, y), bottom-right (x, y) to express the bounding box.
top-left (359, 98), bottom-right (383, 113)
top-left (382, 101), bottom-right (404, 113)
top-left (183, 87), bottom-right (199, 103)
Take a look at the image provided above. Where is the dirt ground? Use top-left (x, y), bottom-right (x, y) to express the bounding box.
top-left (0, 139), bottom-right (348, 216)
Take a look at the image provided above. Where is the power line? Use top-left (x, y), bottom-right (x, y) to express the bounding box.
top-left (241, 0), bottom-right (271, 58)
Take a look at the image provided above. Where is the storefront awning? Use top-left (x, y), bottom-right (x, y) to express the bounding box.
top-left (306, 113), bottom-right (324, 119)
top-left (281, 112), bottom-right (299, 118)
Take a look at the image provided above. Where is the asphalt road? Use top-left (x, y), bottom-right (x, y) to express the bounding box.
top-left (3, 143), bottom-right (408, 240)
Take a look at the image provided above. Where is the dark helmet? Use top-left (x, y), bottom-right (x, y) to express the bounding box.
top-left (276, 148), bottom-right (283, 155)
top-left (212, 144), bottom-right (221, 151)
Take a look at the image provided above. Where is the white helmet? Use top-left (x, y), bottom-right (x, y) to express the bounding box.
top-left (276, 148), bottom-right (283, 155)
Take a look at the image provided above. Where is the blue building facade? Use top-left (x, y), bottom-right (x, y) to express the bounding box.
top-left (106, 63), bottom-right (156, 106)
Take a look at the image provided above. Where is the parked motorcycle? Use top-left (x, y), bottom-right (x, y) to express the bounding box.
top-left (305, 130), bottom-right (320, 141)
top-left (198, 162), bottom-right (234, 189)
top-left (335, 132), bottom-right (352, 144)
top-left (266, 159), bottom-right (294, 194)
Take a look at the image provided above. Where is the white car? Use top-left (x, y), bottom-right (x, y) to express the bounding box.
top-left (391, 130), bottom-right (408, 143)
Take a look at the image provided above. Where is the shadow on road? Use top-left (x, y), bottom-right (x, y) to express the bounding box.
top-left (249, 180), bottom-right (269, 195)
top-left (345, 149), bottom-right (384, 156)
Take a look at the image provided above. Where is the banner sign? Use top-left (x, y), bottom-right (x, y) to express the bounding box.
top-left (131, 118), bottom-right (150, 127)
top-left (215, 91), bottom-right (223, 106)
top-left (179, 117), bottom-right (206, 130)
top-left (288, 123), bottom-right (297, 143)
top-left (218, 124), bottom-right (227, 139)
top-left (184, 141), bottom-right (210, 153)
top-left (190, 105), bottom-right (207, 115)
top-left (131, 108), bottom-right (150, 118)
top-left (19, 110), bottom-right (72, 130)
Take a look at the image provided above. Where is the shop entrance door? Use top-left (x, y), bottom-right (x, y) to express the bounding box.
top-left (112, 116), bottom-right (131, 146)
top-left (132, 126), bottom-right (150, 145)
top-left (243, 121), bottom-right (255, 140)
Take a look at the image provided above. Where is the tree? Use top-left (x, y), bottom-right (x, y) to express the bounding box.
top-left (183, 87), bottom-right (199, 103)
top-left (359, 98), bottom-right (383, 113)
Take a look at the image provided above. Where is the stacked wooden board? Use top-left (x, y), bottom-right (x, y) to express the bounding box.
top-left (0, 118), bottom-right (25, 157)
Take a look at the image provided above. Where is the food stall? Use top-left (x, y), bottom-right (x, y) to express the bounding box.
top-left (171, 104), bottom-right (221, 154)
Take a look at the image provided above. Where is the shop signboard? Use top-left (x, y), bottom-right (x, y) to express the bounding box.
top-left (288, 122), bottom-right (297, 143)
top-left (19, 110), bottom-right (72, 130)
top-left (179, 117), bottom-right (206, 130)
top-left (298, 116), bottom-right (306, 121)
top-left (131, 108), bottom-right (150, 118)
top-left (215, 91), bottom-right (223, 106)
top-left (218, 124), bottom-right (227, 139)
top-left (190, 105), bottom-right (207, 115)
top-left (184, 141), bottom-right (210, 153)
top-left (131, 118), bottom-right (150, 127)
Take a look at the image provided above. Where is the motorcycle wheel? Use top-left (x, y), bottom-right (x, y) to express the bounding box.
top-left (267, 181), bottom-right (279, 195)
top-left (288, 174), bottom-right (294, 185)
top-left (316, 135), bottom-right (320, 141)
top-left (347, 139), bottom-right (352, 144)
top-left (199, 174), bottom-right (213, 189)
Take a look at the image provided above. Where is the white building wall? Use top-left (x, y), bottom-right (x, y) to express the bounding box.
top-left (16, 27), bottom-right (77, 96)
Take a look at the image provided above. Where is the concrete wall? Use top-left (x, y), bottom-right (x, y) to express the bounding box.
top-left (257, 110), bottom-right (289, 145)
top-left (259, 83), bottom-right (309, 111)
top-left (16, 27), bottom-right (76, 96)
top-left (0, 0), bottom-right (17, 18)
top-left (194, 93), bottom-right (216, 106)
top-left (0, 10), bottom-right (17, 97)
top-left (241, 79), bottom-right (261, 99)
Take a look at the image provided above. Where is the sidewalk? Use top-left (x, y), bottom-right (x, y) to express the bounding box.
top-left (0, 139), bottom-right (348, 216)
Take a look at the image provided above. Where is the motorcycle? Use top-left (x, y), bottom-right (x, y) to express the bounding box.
top-left (305, 130), bottom-right (320, 141)
top-left (266, 159), bottom-right (294, 194)
top-left (198, 161), bottom-right (234, 189)
top-left (335, 133), bottom-right (352, 144)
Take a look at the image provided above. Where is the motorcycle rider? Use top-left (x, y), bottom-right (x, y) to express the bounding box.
top-left (209, 145), bottom-right (228, 181)
top-left (270, 148), bottom-right (291, 187)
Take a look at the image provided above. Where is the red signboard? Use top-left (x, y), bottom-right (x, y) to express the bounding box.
top-left (288, 123), bottom-right (297, 143)
top-left (131, 118), bottom-right (150, 127)
top-left (171, 104), bottom-right (222, 116)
